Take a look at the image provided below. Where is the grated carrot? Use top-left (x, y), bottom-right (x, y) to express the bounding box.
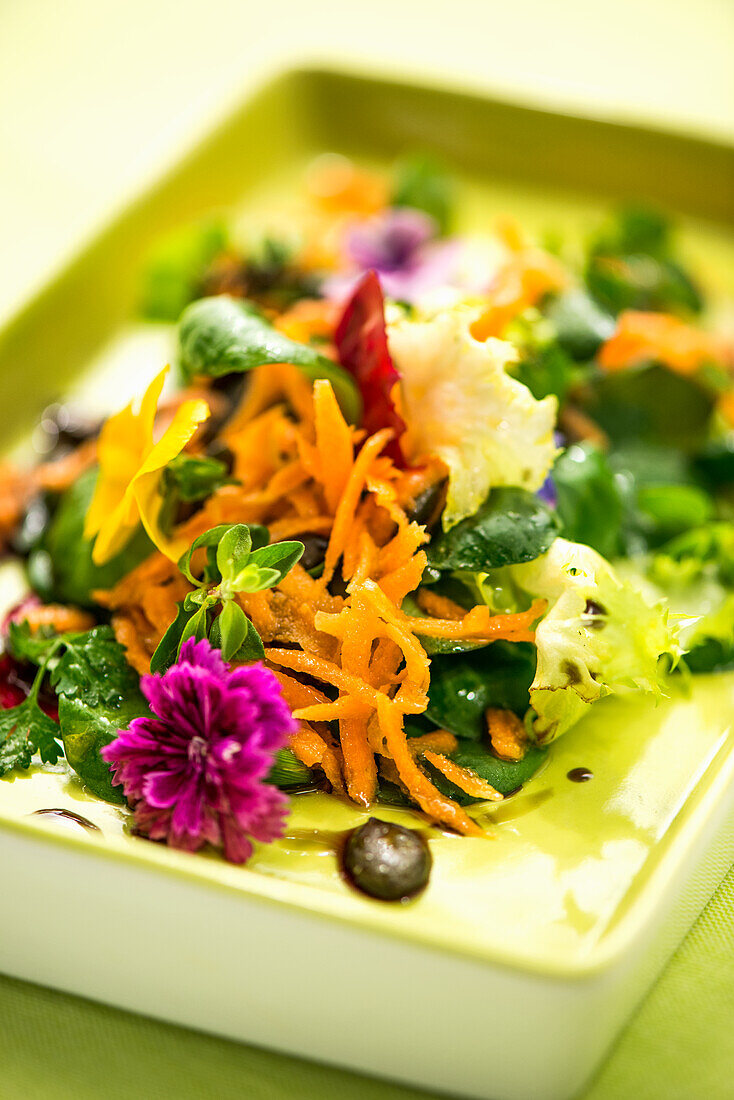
top-left (598, 310), bottom-right (723, 375)
top-left (423, 751), bottom-right (503, 802)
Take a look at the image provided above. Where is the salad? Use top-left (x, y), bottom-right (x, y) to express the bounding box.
top-left (1, 153), bottom-right (732, 901)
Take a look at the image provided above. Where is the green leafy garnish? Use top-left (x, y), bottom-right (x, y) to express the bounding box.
top-left (425, 642), bottom-right (537, 739)
top-left (544, 289), bottom-right (615, 361)
top-left (4, 624), bottom-right (148, 802)
top-left (177, 296), bottom-right (361, 423)
top-left (163, 453), bottom-right (233, 503)
top-left (427, 487), bottom-right (559, 573)
top-left (150, 523), bottom-right (303, 672)
top-left (585, 205), bottom-right (702, 317)
top-left (551, 444), bottom-right (623, 559)
top-left (391, 154), bottom-right (454, 234)
top-left (28, 467), bottom-right (153, 608)
top-left (140, 220), bottom-right (228, 322)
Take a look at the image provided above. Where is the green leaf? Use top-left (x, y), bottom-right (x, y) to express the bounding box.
top-left (31, 467), bottom-right (153, 608)
top-left (247, 540), bottom-right (304, 583)
top-left (0, 695), bottom-right (62, 776)
top-left (544, 289), bottom-right (615, 361)
top-left (150, 601), bottom-right (195, 674)
top-left (7, 620), bottom-right (62, 666)
top-left (230, 616), bottom-right (266, 662)
top-left (178, 524), bottom-right (233, 585)
top-left (139, 219), bottom-right (228, 322)
top-left (211, 600), bottom-right (249, 661)
top-left (427, 487), bottom-right (559, 573)
top-left (164, 453), bottom-right (233, 502)
top-left (267, 747), bottom-right (314, 789)
top-left (425, 642), bottom-right (537, 740)
top-left (50, 626), bottom-right (140, 707)
top-left (424, 739), bottom-right (548, 803)
top-left (230, 564), bottom-right (281, 593)
top-left (513, 340), bottom-right (578, 403)
top-left (391, 154), bottom-right (454, 234)
top-left (552, 444), bottom-right (623, 558)
top-left (180, 605), bottom-right (209, 645)
top-left (215, 523), bottom-right (253, 583)
top-left (178, 296), bottom-right (361, 423)
top-left (636, 484), bottom-right (714, 540)
top-left (58, 689), bottom-right (148, 804)
top-left (584, 364), bottom-right (714, 451)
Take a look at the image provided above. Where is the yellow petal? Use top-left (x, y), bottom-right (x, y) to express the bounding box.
top-left (84, 367), bottom-right (169, 542)
top-left (132, 397), bottom-right (210, 561)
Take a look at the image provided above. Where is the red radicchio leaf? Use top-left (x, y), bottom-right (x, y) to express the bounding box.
top-left (334, 270), bottom-right (407, 465)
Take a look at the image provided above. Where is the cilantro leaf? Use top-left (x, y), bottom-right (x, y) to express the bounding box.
top-left (50, 626), bottom-right (140, 707)
top-left (0, 694), bottom-right (62, 777)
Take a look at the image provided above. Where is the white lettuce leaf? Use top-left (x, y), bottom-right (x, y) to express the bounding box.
top-left (387, 306), bottom-right (557, 528)
top-left (509, 538), bottom-right (682, 743)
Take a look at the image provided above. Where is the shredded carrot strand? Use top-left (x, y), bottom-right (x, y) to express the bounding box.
top-left (423, 751), bottom-right (503, 802)
top-left (598, 310), bottom-right (723, 374)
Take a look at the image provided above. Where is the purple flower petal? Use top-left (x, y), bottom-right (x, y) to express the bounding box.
top-left (103, 642), bottom-right (297, 864)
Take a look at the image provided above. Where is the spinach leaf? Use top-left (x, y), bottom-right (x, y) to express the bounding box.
top-left (29, 467), bottom-right (153, 608)
top-left (584, 365), bottom-right (713, 451)
top-left (426, 642), bottom-right (537, 739)
top-left (267, 748), bottom-right (314, 789)
top-left (140, 220), bottom-right (228, 322)
top-left (178, 296), bottom-right (361, 423)
top-left (544, 289), bottom-right (615, 361)
top-left (391, 154), bottom-right (453, 234)
top-left (694, 436), bottom-right (734, 489)
top-left (425, 739), bottom-right (547, 803)
top-left (585, 206), bottom-right (702, 316)
top-left (551, 444), bottom-right (623, 558)
top-left (513, 340), bottom-right (578, 403)
top-left (427, 487), bottom-right (559, 573)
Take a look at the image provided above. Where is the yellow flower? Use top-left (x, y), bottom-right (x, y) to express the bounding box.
top-left (84, 366), bottom-right (210, 564)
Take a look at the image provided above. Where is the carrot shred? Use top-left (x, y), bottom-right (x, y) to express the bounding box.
top-left (423, 751), bottom-right (503, 802)
top-left (378, 698), bottom-right (482, 836)
top-left (322, 428), bottom-right (393, 585)
top-left (598, 310), bottom-right (724, 374)
top-left (408, 731), bottom-right (459, 756)
top-left (471, 247), bottom-right (567, 341)
top-left (486, 707), bottom-right (528, 762)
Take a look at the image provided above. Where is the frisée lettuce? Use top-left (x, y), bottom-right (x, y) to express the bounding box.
top-left (387, 307), bottom-right (558, 528)
top-left (509, 538), bottom-right (681, 743)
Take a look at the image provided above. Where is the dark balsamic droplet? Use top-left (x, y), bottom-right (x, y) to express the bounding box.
top-left (567, 768), bottom-right (594, 783)
top-left (32, 808), bottom-right (100, 832)
top-left (342, 818), bottom-right (432, 902)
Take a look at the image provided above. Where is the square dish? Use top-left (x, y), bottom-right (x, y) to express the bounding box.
top-left (1, 68), bottom-right (733, 1100)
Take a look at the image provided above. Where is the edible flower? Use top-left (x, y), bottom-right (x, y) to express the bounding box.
top-left (84, 367), bottom-right (209, 564)
top-left (598, 310), bottom-right (725, 375)
top-left (326, 208), bottom-right (460, 304)
top-left (102, 638), bottom-right (296, 863)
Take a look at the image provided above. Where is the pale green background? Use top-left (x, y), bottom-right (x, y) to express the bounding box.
top-left (0, 1), bottom-right (733, 1097)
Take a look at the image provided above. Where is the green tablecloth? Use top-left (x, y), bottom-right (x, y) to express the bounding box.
top-left (3, 866), bottom-right (732, 1100)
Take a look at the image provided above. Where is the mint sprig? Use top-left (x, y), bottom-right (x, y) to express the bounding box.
top-left (150, 523), bottom-right (303, 672)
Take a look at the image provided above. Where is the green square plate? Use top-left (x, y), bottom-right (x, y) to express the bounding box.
top-left (0, 68), bottom-right (733, 1100)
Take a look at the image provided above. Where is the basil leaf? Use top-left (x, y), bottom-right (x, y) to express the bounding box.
top-left (216, 523), bottom-right (253, 584)
top-left (178, 524), bottom-right (233, 585)
top-left (426, 642), bottom-right (537, 740)
top-left (231, 617), bottom-right (266, 663)
top-left (178, 296), bottom-right (361, 423)
top-left (427, 487), bottom-right (559, 573)
top-left (150, 601), bottom-right (195, 674)
top-left (248, 540), bottom-right (304, 583)
top-left (31, 467), bottom-right (152, 608)
top-left (211, 600), bottom-right (249, 662)
top-left (425, 739), bottom-right (547, 803)
top-left (552, 444), bottom-right (623, 558)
